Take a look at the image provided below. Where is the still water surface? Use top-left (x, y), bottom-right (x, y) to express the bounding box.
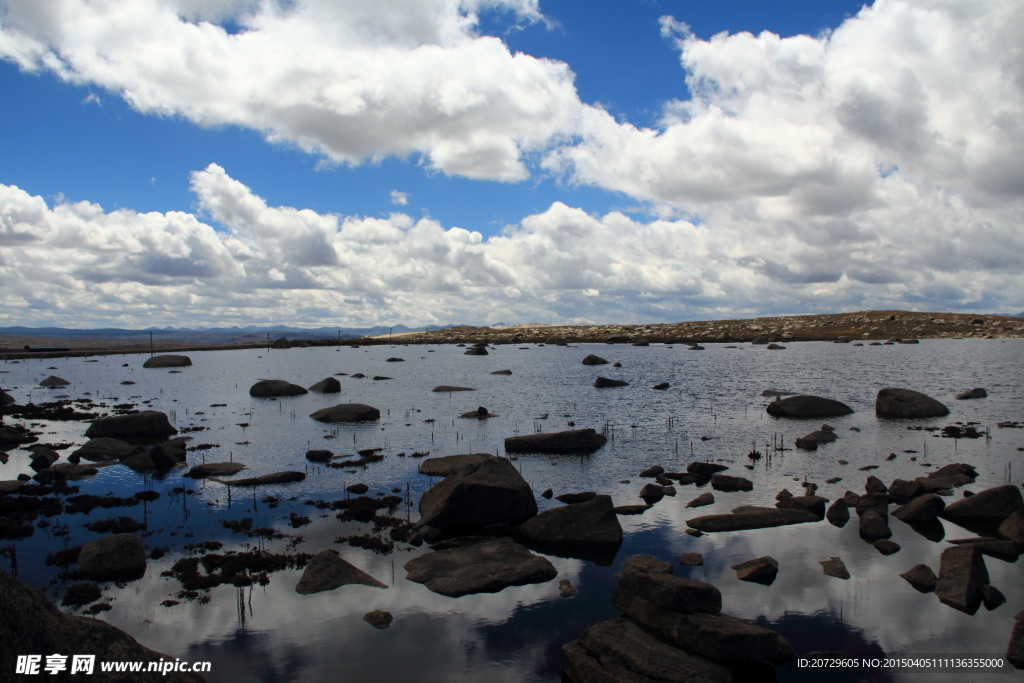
top-left (2, 339), bottom-right (1022, 682)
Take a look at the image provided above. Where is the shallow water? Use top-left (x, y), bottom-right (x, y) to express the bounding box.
top-left (2, 339), bottom-right (1023, 682)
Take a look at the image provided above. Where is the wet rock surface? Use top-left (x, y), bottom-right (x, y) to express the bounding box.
top-left (519, 494), bottom-right (623, 558)
top-left (309, 403), bottom-right (381, 423)
top-left (765, 395), bottom-right (854, 418)
top-left (875, 388), bottom-right (950, 418)
top-left (687, 507), bottom-right (820, 532)
top-left (308, 377), bottom-right (342, 393)
top-left (416, 455), bottom-right (536, 532)
top-left (185, 462), bottom-right (247, 478)
top-left (85, 411), bottom-right (178, 441)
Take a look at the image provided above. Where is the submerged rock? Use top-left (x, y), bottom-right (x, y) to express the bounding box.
top-left (710, 474), bottom-right (752, 492)
top-left (593, 376), bottom-right (628, 388)
top-left (305, 449), bottom-right (334, 463)
top-left (72, 438), bottom-right (135, 462)
top-left (581, 354), bottom-right (609, 365)
top-left (875, 388), bottom-right (949, 418)
top-left (504, 428), bottom-right (607, 454)
top-left (142, 355), bottom-right (192, 368)
top-left (295, 550), bottom-right (387, 595)
top-left (686, 492), bottom-right (714, 508)
top-left (417, 453), bottom-right (491, 477)
top-left (795, 430), bottom-right (837, 450)
top-left (432, 385), bottom-right (474, 392)
top-left (39, 376), bottom-right (71, 387)
top-left (622, 555), bottom-right (674, 575)
top-left (955, 388), bottom-right (987, 400)
top-left (765, 395), bottom-right (853, 419)
top-left (363, 610), bottom-right (393, 629)
top-left (404, 537), bottom-right (556, 597)
top-left (825, 499), bottom-right (850, 527)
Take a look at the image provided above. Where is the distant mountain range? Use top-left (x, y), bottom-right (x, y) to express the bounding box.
top-left (0, 323), bottom-right (461, 344)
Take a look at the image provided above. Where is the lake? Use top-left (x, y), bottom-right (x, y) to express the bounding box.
top-left (2, 338), bottom-right (1022, 682)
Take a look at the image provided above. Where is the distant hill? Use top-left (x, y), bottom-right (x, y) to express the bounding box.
top-left (0, 323), bottom-right (460, 344)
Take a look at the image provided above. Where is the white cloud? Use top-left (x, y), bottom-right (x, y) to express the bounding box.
top-left (0, 0), bottom-right (574, 182)
top-left (390, 190), bottom-right (409, 206)
top-left (1, 164), bottom-right (1022, 328)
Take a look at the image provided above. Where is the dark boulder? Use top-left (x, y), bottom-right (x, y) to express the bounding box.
top-left (562, 616), bottom-right (732, 683)
top-left (0, 389), bottom-right (15, 406)
top-left (893, 493), bottom-right (945, 522)
top-left (638, 484), bottom-right (666, 505)
top-left (612, 569), bottom-right (721, 614)
top-left (185, 462), bottom-right (247, 478)
top-left (652, 382), bottom-right (670, 390)
top-left (404, 537), bottom-right (556, 597)
top-left (490, 369), bottom-right (512, 375)
top-left (731, 556), bottom-right (778, 582)
top-left (776, 495), bottom-right (828, 517)
top-left (85, 411), bottom-right (178, 441)
top-left (581, 354), bottom-right (609, 365)
top-left (686, 462), bottom-right (728, 476)
top-left (432, 385), bottom-right (474, 392)
top-left (889, 478), bottom-right (927, 501)
top-left (308, 377), bottom-right (342, 393)
top-left (593, 376), bottom-right (628, 388)
top-left (765, 395), bottom-right (853, 419)
top-left (463, 346), bottom-right (488, 355)
top-left (998, 510), bottom-right (1024, 545)
top-left (955, 388), bottom-right (987, 400)
top-left (519, 495), bottom-right (622, 557)
top-left (249, 379), bottom-right (308, 397)
top-left (0, 569), bottom-right (205, 682)
top-left (873, 539), bottom-right (901, 555)
top-left (504, 428), bottom-right (607, 454)
top-left (305, 449), bottom-right (334, 463)
top-left (72, 438), bottom-right (135, 462)
top-left (858, 510), bottom-right (892, 542)
top-left (459, 406), bottom-right (497, 419)
top-left (78, 533), bottom-right (146, 581)
top-left (142, 355), bottom-right (192, 368)
top-left (39, 376), bottom-right (71, 387)
top-left (865, 476), bottom-right (888, 494)
top-left (416, 456), bottom-right (536, 532)
top-left (295, 550), bottom-right (387, 595)
top-left (686, 492), bottom-right (715, 508)
top-left (900, 564), bottom-right (938, 592)
top-left (310, 403), bottom-right (381, 423)
top-left (210, 471), bottom-right (305, 487)
top-left (795, 430), bottom-right (837, 450)
top-left (941, 485), bottom-right (1023, 523)
top-left (639, 465), bottom-right (665, 478)
top-left (710, 474), bottom-right (752, 492)
top-left (363, 610), bottom-right (393, 629)
top-left (935, 546), bottom-right (988, 613)
top-left (819, 557), bottom-right (850, 579)
top-left (825, 499), bottom-right (850, 527)
top-left (875, 388), bottom-right (949, 418)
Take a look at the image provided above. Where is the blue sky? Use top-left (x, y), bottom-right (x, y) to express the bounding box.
top-left (1, 0), bottom-right (1022, 328)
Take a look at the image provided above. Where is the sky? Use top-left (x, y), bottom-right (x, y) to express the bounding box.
top-left (1, 0), bottom-right (1022, 329)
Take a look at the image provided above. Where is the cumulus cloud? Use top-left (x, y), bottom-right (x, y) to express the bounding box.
top-left (0, 0), bottom-right (574, 181)
top-left (1, 164), bottom-right (1022, 327)
top-left (390, 190), bottom-right (409, 206)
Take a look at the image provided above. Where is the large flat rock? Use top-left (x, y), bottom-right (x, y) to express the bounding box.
top-left (78, 533), bottom-right (146, 582)
top-left (941, 485), bottom-right (1023, 523)
top-left (686, 507), bottom-right (820, 532)
top-left (185, 462), bottom-right (247, 478)
top-left (403, 537), bottom-right (556, 597)
top-left (210, 471), bottom-right (304, 487)
top-left (504, 428), bottom-right (607, 454)
top-left (612, 569), bottom-right (721, 615)
top-left (295, 550), bottom-right (387, 594)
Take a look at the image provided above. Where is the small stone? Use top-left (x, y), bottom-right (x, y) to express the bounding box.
top-left (819, 557), bottom-right (850, 579)
top-left (363, 610), bottom-right (393, 629)
top-left (873, 539), bottom-right (901, 555)
top-left (982, 585), bottom-right (1006, 611)
top-left (900, 564), bottom-right (938, 592)
top-left (559, 579), bottom-right (577, 597)
top-left (679, 552), bottom-right (704, 566)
